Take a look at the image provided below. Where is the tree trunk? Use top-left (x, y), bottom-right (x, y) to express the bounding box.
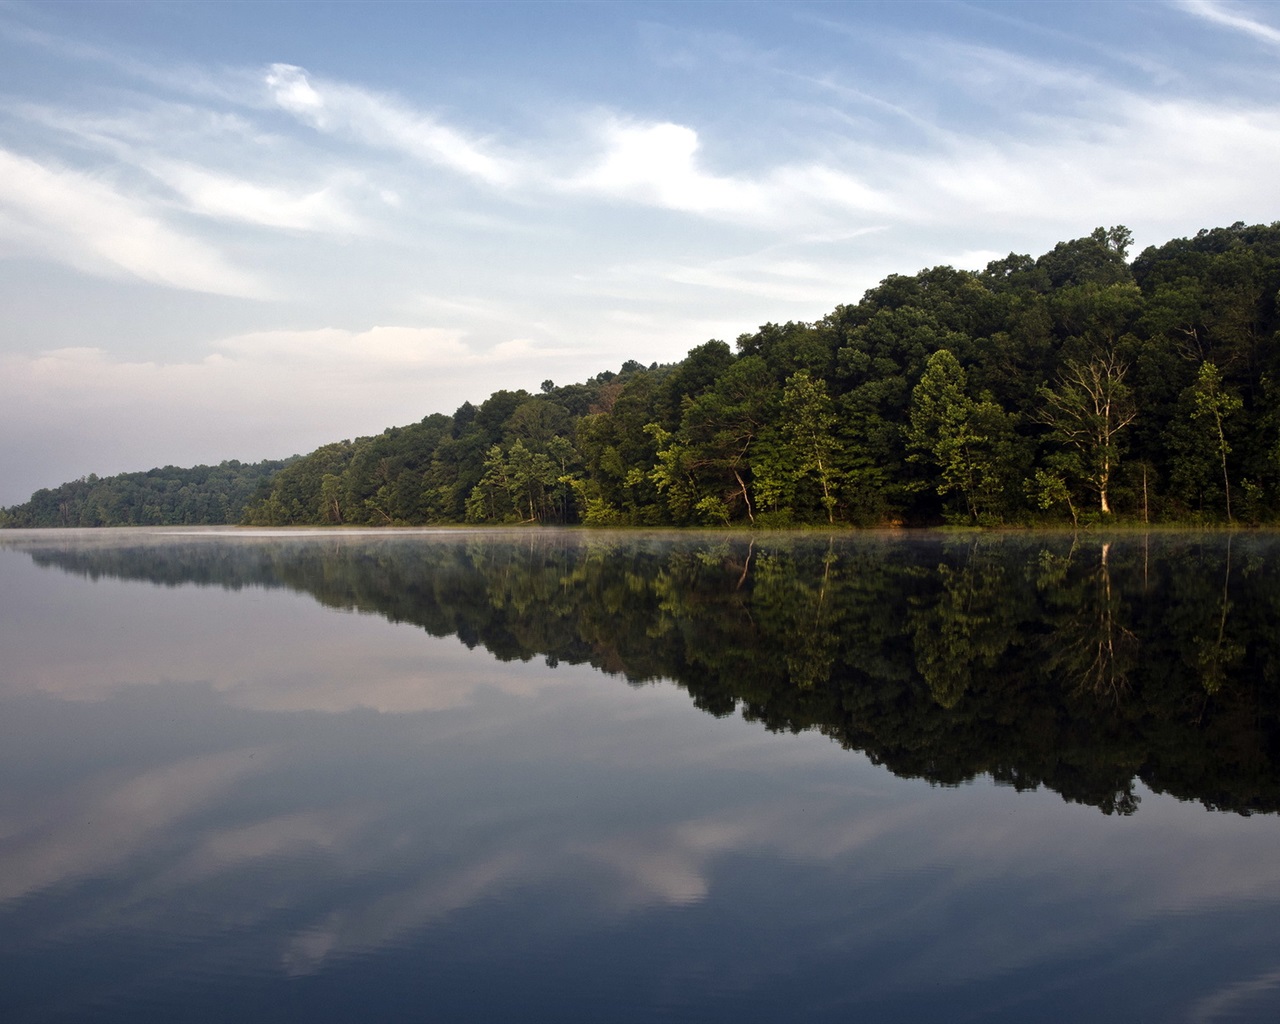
top-left (734, 469), bottom-right (755, 524)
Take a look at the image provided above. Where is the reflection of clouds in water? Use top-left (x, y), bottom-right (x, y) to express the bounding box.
top-left (0, 748), bottom-right (269, 903)
top-left (1188, 965), bottom-right (1280, 1024)
top-left (4, 693), bottom-right (1280, 1003)
top-left (1, 554), bottom-right (581, 714)
top-left (305, 794), bottom-right (1280, 989)
top-left (280, 850), bottom-right (530, 976)
top-left (6, 540), bottom-right (1280, 1015)
top-left (579, 802), bottom-right (930, 911)
top-left (153, 808), bottom-right (369, 889)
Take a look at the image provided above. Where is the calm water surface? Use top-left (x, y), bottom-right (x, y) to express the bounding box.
top-left (2, 528), bottom-right (1280, 1023)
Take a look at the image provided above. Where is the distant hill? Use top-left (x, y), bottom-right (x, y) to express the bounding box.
top-left (0, 459), bottom-right (294, 528)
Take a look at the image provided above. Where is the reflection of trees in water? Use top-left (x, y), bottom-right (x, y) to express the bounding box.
top-left (1194, 534), bottom-right (1243, 697)
top-left (23, 531), bottom-right (1280, 817)
top-left (909, 540), bottom-right (1022, 709)
top-left (1042, 541), bottom-right (1140, 703)
top-left (752, 541), bottom-right (839, 690)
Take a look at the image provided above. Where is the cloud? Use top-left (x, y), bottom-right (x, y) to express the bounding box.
top-left (656, 255), bottom-right (880, 304)
top-left (214, 325), bottom-right (476, 367)
top-left (0, 749), bottom-right (268, 903)
top-left (0, 326), bottom-right (576, 421)
top-left (568, 120), bottom-right (763, 215)
top-left (565, 118), bottom-right (895, 228)
top-left (1178, 0), bottom-right (1280, 48)
top-left (899, 92), bottom-right (1280, 231)
top-left (264, 64), bottom-right (518, 186)
top-left (147, 161), bottom-right (362, 232)
top-left (11, 101), bottom-right (369, 233)
top-left (0, 148), bottom-right (268, 296)
top-left (0, 325), bottom-right (587, 499)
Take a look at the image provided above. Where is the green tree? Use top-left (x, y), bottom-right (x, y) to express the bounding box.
top-left (755, 370), bottom-right (843, 523)
top-left (908, 350), bottom-right (1016, 523)
top-left (676, 355), bottom-right (776, 523)
top-left (1190, 361), bottom-right (1243, 521)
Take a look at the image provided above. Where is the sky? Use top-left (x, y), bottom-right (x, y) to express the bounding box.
top-left (2, 0), bottom-right (1280, 505)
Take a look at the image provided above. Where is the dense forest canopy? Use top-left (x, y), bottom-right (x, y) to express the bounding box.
top-left (0, 460), bottom-right (293, 528)
top-left (5, 221), bottom-right (1279, 528)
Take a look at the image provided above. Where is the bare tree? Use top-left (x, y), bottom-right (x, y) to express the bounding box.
top-left (1038, 352), bottom-right (1137, 514)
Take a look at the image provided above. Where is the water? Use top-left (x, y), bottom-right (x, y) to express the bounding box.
top-left (2, 528), bottom-right (1280, 1022)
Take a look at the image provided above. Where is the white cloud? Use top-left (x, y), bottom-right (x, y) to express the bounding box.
top-left (147, 161), bottom-right (362, 232)
top-left (214, 325), bottom-right (475, 366)
top-left (264, 63), bottom-right (518, 186)
top-left (0, 148), bottom-right (268, 296)
top-left (565, 118), bottom-right (894, 227)
top-left (1178, 0), bottom-right (1280, 48)
top-left (897, 92), bottom-right (1280, 232)
top-left (2, 325), bottom-right (576, 413)
top-left (659, 258), bottom-right (874, 304)
top-left (11, 101), bottom-right (369, 233)
top-left (569, 119), bottom-right (763, 215)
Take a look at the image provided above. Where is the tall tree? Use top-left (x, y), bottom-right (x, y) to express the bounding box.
top-left (677, 355), bottom-right (776, 523)
top-left (1037, 352), bottom-right (1137, 514)
top-left (1190, 361), bottom-right (1242, 521)
top-left (755, 370), bottom-right (842, 523)
top-left (908, 350), bottom-right (1017, 523)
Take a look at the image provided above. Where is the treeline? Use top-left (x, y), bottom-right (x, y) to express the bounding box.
top-left (243, 222), bottom-right (1280, 528)
top-left (0, 460), bottom-right (293, 528)
top-left (25, 533), bottom-right (1280, 816)
top-left (8, 221), bottom-right (1280, 529)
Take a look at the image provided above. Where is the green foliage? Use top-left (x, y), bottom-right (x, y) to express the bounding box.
top-left (1190, 361), bottom-right (1244, 520)
top-left (2, 460), bottom-right (292, 527)
top-left (908, 350), bottom-right (1018, 523)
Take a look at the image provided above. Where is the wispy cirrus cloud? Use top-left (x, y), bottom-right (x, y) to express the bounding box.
top-left (1178, 0), bottom-right (1280, 48)
top-left (264, 63), bottom-right (519, 187)
top-left (147, 161), bottom-right (362, 232)
top-left (13, 100), bottom-right (370, 233)
top-left (0, 148), bottom-right (268, 297)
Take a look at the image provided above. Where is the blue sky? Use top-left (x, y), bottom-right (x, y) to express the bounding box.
top-left (2, 0), bottom-right (1280, 503)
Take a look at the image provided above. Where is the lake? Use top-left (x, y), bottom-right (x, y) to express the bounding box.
top-left (2, 527), bottom-right (1279, 1023)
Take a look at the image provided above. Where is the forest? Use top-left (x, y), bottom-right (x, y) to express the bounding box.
top-left (0, 460), bottom-right (292, 528)
top-left (5, 220), bottom-right (1279, 529)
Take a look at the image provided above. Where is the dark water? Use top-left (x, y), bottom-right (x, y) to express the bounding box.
top-left (2, 527), bottom-right (1280, 1023)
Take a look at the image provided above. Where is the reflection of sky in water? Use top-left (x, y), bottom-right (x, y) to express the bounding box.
top-left (2, 536), bottom-right (1280, 1023)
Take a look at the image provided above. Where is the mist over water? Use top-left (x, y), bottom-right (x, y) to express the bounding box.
top-left (3, 528), bottom-right (1280, 1023)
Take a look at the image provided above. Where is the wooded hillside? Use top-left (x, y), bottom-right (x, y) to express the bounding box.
top-left (242, 222), bottom-right (1280, 527)
top-left (0, 460), bottom-right (293, 528)
top-left (7, 221), bottom-right (1279, 528)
